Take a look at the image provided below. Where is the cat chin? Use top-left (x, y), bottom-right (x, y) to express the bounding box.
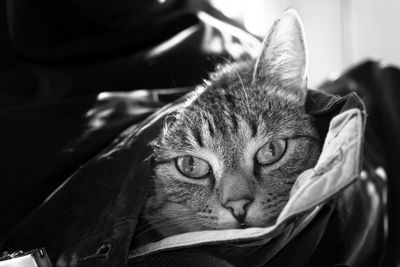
top-left (212, 221), bottom-right (242, 230)
top-left (145, 216), bottom-right (276, 241)
top-left (244, 217), bottom-right (278, 228)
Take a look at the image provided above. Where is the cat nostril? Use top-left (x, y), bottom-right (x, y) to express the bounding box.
top-left (224, 198), bottom-right (253, 222)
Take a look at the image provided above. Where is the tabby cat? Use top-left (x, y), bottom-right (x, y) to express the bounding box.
top-left (138, 10), bottom-right (321, 241)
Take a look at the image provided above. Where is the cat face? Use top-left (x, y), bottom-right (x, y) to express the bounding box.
top-left (142, 10), bottom-right (321, 238)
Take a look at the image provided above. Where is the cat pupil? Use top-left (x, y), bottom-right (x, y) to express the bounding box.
top-left (189, 156), bottom-right (195, 173)
top-left (269, 143), bottom-right (275, 157)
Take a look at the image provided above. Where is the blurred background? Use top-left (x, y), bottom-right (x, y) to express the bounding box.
top-left (210, 0), bottom-right (400, 87)
top-left (1, 0), bottom-right (399, 88)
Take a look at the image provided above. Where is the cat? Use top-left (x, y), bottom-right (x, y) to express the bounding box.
top-left (136, 9), bottom-right (321, 242)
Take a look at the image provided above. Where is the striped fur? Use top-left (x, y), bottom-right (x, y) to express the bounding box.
top-left (136, 10), bottom-right (321, 241)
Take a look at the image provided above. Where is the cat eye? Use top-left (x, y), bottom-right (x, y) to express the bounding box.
top-left (256, 140), bottom-right (287, 165)
top-left (176, 156), bottom-right (211, 178)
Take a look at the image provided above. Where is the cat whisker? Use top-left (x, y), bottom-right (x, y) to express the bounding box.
top-left (180, 111), bottom-right (194, 126)
top-left (162, 112), bottom-right (177, 136)
top-left (143, 215), bottom-right (199, 224)
top-left (216, 56), bottom-right (234, 67)
top-left (139, 210), bottom-right (197, 222)
top-left (233, 67), bottom-right (251, 115)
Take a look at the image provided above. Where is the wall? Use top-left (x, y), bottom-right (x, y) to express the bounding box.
top-left (347, 0), bottom-right (400, 68)
top-left (288, 0), bottom-right (400, 87)
top-left (210, 0), bottom-right (400, 87)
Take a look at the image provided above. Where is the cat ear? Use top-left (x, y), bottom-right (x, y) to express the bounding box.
top-left (253, 9), bottom-right (307, 96)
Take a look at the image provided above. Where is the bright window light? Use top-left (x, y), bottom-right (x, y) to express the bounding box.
top-left (209, 0), bottom-right (289, 37)
top-left (209, 0), bottom-right (244, 19)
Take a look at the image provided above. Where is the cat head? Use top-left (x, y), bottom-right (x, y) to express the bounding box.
top-left (142, 10), bottom-right (320, 238)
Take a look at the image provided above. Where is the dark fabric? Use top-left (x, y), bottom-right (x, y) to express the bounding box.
top-left (0, 0), bottom-right (258, 248)
top-left (6, 0), bottom-right (235, 62)
top-left (319, 61), bottom-right (400, 267)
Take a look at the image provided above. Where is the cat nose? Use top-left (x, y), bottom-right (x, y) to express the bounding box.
top-left (225, 198), bottom-right (253, 222)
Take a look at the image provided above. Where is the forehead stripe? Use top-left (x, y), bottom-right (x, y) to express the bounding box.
top-left (207, 120), bottom-right (215, 137)
top-left (230, 113), bottom-right (239, 131)
top-left (250, 118), bottom-right (258, 137)
top-left (192, 127), bottom-right (204, 147)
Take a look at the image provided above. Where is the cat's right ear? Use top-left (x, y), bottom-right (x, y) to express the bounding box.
top-left (253, 9), bottom-right (307, 100)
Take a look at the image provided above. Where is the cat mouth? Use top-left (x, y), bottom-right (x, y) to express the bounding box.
top-left (238, 216), bottom-right (278, 229)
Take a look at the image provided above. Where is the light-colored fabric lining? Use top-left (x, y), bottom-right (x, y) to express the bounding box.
top-left (129, 108), bottom-right (363, 259)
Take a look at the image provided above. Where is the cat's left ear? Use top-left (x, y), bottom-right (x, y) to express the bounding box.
top-left (253, 9), bottom-right (307, 96)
